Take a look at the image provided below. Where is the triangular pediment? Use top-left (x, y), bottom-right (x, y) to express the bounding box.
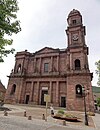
top-left (35, 47), bottom-right (59, 55)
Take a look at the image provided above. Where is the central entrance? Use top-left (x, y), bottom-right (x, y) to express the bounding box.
top-left (41, 89), bottom-right (48, 105)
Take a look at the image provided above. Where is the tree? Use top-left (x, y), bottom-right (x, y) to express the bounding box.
top-left (95, 60), bottom-right (100, 86)
top-left (0, 0), bottom-right (21, 62)
top-left (97, 97), bottom-right (100, 107)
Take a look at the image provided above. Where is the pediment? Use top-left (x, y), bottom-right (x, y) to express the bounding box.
top-left (35, 47), bottom-right (59, 55)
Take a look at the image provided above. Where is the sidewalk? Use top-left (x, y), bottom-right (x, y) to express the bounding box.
top-left (92, 113), bottom-right (100, 130)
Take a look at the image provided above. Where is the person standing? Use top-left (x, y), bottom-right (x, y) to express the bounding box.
top-left (50, 105), bottom-right (54, 116)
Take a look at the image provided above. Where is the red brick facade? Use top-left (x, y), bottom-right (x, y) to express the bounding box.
top-left (5, 9), bottom-right (94, 112)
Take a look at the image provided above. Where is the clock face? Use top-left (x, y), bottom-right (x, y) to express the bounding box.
top-left (72, 34), bottom-right (79, 41)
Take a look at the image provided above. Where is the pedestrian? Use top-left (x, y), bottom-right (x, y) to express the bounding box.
top-left (50, 104), bottom-right (54, 116)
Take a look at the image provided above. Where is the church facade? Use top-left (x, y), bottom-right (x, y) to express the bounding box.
top-left (5, 9), bottom-right (94, 112)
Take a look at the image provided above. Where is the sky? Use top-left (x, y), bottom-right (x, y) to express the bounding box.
top-left (0, 0), bottom-right (100, 88)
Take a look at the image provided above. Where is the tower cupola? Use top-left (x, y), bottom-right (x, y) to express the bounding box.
top-left (67, 9), bottom-right (82, 27)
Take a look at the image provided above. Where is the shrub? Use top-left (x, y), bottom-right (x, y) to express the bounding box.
top-left (58, 109), bottom-right (65, 115)
top-left (55, 113), bottom-right (63, 118)
top-left (64, 113), bottom-right (77, 118)
top-left (54, 109), bottom-right (78, 120)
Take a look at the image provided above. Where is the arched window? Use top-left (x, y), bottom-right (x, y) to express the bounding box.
top-left (75, 59), bottom-right (81, 70)
top-left (76, 84), bottom-right (82, 97)
top-left (10, 84), bottom-right (16, 95)
top-left (17, 64), bottom-right (21, 73)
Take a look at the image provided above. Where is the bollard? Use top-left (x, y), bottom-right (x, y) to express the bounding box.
top-left (63, 120), bottom-right (66, 126)
top-left (28, 116), bottom-right (32, 120)
top-left (42, 114), bottom-right (45, 120)
top-left (4, 110), bottom-right (8, 116)
top-left (24, 111), bottom-right (27, 117)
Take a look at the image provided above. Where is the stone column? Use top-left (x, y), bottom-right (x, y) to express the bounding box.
top-left (55, 81), bottom-right (59, 106)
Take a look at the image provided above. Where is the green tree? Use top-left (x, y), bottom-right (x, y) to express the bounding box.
top-left (0, 0), bottom-right (21, 62)
top-left (95, 60), bottom-right (100, 86)
top-left (97, 97), bottom-right (100, 107)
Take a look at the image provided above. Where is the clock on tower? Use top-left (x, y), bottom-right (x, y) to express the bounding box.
top-left (72, 34), bottom-right (79, 41)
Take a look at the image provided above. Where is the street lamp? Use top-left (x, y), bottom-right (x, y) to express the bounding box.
top-left (82, 86), bottom-right (89, 126)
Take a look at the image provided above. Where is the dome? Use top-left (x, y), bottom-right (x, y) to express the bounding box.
top-left (68, 9), bottom-right (81, 17)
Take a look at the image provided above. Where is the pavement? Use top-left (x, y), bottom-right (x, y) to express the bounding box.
top-left (0, 104), bottom-right (99, 130)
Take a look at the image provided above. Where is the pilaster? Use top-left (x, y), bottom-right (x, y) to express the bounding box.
top-left (70, 53), bottom-right (73, 70)
top-left (55, 81), bottom-right (59, 106)
top-left (57, 56), bottom-right (59, 72)
top-left (50, 56), bottom-right (53, 72)
top-left (34, 58), bottom-right (36, 73)
top-left (49, 81), bottom-right (52, 103)
top-left (29, 82), bottom-right (34, 102)
top-left (35, 82), bottom-right (39, 104)
top-left (39, 57), bottom-right (41, 73)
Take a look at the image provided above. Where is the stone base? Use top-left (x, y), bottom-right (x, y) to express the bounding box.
top-left (28, 101), bottom-right (38, 105)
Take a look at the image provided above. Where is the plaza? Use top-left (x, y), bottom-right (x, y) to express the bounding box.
top-left (0, 104), bottom-right (99, 130)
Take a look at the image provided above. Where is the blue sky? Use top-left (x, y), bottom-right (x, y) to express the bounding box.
top-left (0, 0), bottom-right (100, 87)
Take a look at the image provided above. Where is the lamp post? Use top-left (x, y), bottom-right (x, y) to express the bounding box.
top-left (82, 86), bottom-right (89, 126)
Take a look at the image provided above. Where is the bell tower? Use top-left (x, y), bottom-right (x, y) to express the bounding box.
top-left (66, 9), bottom-right (89, 72)
top-left (66, 9), bottom-right (86, 47)
top-left (66, 9), bottom-right (94, 112)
